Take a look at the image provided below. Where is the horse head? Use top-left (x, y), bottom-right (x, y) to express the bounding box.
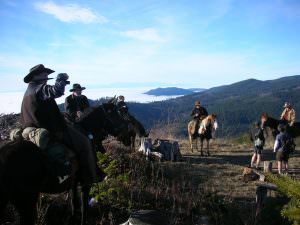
top-left (211, 114), bottom-right (218, 131)
top-left (261, 113), bottom-right (269, 128)
top-left (101, 102), bottom-right (131, 146)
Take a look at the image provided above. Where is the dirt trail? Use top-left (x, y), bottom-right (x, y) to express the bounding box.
top-left (177, 139), bottom-right (300, 202)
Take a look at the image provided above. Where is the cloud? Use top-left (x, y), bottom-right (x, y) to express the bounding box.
top-left (34, 1), bottom-right (108, 24)
top-left (120, 28), bottom-right (166, 42)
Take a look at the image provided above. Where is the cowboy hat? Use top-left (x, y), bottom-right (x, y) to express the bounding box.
top-left (24, 64), bottom-right (55, 83)
top-left (70, 83), bottom-right (86, 92)
top-left (195, 101), bottom-right (201, 106)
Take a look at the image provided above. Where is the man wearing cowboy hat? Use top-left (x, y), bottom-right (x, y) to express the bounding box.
top-left (190, 101), bottom-right (208, 136)
top-left (21, 64), bottom-right (69, 133)
top-left (20, 64), bottom-right (103, 186)
top-left (191, 101), bottom-right (208, 121)
top-left (64, 83), bottom-right (90, 122)
top-left (280, 102), bottom-right (296, 127)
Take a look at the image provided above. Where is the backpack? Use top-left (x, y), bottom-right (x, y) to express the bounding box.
top-left (282, 136), bottom-right (296, 154)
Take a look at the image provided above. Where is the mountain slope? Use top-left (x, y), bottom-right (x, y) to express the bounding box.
top-left (128, 75), bottom-right (300, 137)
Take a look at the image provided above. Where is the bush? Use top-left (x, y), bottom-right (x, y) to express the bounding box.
top-left (267, 175), bottom-right (300, 225)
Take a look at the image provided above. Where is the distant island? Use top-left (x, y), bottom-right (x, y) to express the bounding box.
top-left (144, 87), bottom-right (206, 96)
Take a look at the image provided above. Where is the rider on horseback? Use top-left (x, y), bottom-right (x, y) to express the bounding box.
top-left (20, 64), bottom-right (104, 186)
top-left (280, 102), bottom-right (296, 127)
top-left (64, 83), bottom-right (90, 122)
top-left (117, 95), bottom-right (130, 120)
top-left (191, 101), bottom-right (208, 136)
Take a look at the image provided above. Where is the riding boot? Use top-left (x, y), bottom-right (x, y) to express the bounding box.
top-left (193, 119), bottom-right (199, 138)
top-left (63, 125), bottom-right (102, 185)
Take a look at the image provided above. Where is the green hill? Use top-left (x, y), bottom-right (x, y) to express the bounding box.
top-left (127, 76), bottom-right (300, 137)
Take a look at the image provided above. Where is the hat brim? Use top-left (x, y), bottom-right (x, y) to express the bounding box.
top-left (70, 87), bottom-right (86, 92)
top-left (24, 68), bottom-right (55, 83)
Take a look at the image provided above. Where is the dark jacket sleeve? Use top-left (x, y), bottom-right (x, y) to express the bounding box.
top-left (82, 96), bottom-right (90, 109)
top-left (65, 95), bottom-right (76, 119)
top-left (190, 108), bottom-right (195, 116)
top-left (258, 129), bottom-right (265, 142)
top-left (37, 80), bottom-right (68, 101)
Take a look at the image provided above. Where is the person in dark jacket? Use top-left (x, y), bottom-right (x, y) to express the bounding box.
top-left (191, 101), bottom-right (208, 120)
top-left (249, 122), bottom-right (265, 169)
top-left (116, 95), bottom-right (129, 119)
top-left (64, 83), bottom-right (90, 122)
top-left (190, 101), bottom-right (208, 136)
top-left (274, 124), bottom-right (294, 174)
top-left (20, 64), bottom-right (103, 186)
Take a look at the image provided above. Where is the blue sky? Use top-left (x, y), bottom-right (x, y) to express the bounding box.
top-left (0, 0), bottom-right (300, 92)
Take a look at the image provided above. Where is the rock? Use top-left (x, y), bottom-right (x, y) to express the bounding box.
top-left (120, 210), bottom-right (169, 225)
top-left (242, 167), bottom-right (259, 182)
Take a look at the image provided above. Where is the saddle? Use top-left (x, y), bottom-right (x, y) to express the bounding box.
top-left (10, 127), bottom-right (74, 179)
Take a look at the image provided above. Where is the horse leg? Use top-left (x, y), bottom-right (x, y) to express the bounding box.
top-left (80, 186), bottom-right (90, 225)
top-left (200, 138), bottom-right (204, 156)
top-left (0, 198), bottom-right (8, 222)
top-left (189, 135), bottom-right (193, 152)
top-left (70, 182), bottom-right (80, 218)
top-left (16, 194), bottom-right (38, 225)
top-left (207, 139), bottom-right (210, 156)
top-left (131, 135), bottom-right (135, 151)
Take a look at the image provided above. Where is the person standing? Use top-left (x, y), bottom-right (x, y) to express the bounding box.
top-left (274, 124), bottom-right (295, 174)
top-left (249, 122), bottom-right (265, 169)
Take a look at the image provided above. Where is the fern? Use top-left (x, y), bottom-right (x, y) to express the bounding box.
top-left (267, 175), bottom-right (300, 225)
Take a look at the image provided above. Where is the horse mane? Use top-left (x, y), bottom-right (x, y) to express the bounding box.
top-left (130, 118), bottom-right (147, 137)
top-left (76, 106), bottom-right (100, 122)
top-left (204, 114), bottom-right (217, 121)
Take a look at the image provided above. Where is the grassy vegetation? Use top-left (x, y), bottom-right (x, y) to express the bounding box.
top-left (3, 135), bottom-right (298, 225)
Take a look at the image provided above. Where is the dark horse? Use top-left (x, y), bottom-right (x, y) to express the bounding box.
top-left (261, 113), bottom-right (300, 138)
top-left (0, 102), bottom-right (131, 225)
top-left (127, 115), bottom-right (148, 150)
top-left (74, 102), bottom-right (132, 152)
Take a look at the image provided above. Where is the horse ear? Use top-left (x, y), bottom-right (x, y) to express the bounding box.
top-left (107, 95), bottom-right (116, 104)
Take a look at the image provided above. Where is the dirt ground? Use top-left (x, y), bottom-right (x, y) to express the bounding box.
top-left (175, 138), bottom-right (300, 205)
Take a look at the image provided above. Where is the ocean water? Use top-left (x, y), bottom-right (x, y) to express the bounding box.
top-left (0, 87), bottom-right (181, 114)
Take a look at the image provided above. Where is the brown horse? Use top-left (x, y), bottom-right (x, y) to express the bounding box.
top-left (188, 114), bottom-right (218, 155)
top-left (261, 113), bottom-right (300, 138)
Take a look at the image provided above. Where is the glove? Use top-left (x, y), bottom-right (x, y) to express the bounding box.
top-left (56, 73), bottom-right (69, 81)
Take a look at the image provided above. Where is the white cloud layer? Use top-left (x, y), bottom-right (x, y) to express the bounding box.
top-left (34, 1), bottom-right (108, 24)
top-left (120, 28), bottom-right (165, 42)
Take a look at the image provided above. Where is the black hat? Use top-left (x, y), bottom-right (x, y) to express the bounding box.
top-left (70, 83), bottom-right (86, 92)
top-left (24, 64), bottom-right (55, 83)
